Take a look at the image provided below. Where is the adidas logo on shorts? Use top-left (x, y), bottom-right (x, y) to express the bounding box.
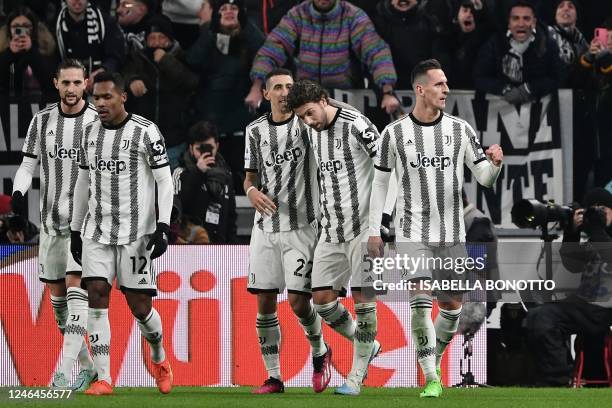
top-left (138, 277), bottom-right (147, 285)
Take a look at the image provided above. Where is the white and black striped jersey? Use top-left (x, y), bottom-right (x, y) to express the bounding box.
top-left (79, 114), bottom-right (170, 245)
top-left (376, 112), bottom-right (499, 245)
top-left (21, 102), bottom-right (98, 235)
top-left (308, 107), bottom-right (379, 243)
top-left (244, 113), bottom-right (318, 232)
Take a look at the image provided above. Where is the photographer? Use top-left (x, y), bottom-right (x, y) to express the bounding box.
top-left (526, 187), bottom-right (612, 386)
top-left (172, 121), bottom-right (237, 244)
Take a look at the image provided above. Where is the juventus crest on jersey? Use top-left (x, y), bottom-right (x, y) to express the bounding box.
top-left (22, 102), bottom-right (98, 235)
top-left (245, 113), bottom-right (319, 233)
top-left (377, 112), bottom-right (499, 245)
top-left (307, 107), bottom-right (380, 244)
top-left (79, 114), bottom-right (170, 245)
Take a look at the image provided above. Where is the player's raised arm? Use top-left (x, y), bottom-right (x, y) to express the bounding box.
top-left (464, 123), bottom-right (503, 188)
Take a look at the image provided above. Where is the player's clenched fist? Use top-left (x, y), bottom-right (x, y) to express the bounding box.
top-left (247, 187), bottom-right (277, 216)
top-left (485, 144), bottom-right (503, 167)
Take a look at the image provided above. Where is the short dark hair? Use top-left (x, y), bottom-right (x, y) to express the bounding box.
top-left (93, 71), bottom-right (126, 92)
top-left (410, 58), bottom-right (442, 86)
top-left (188, 121), bottom-right (219, 144)
top-left (55, 59), bottom-right (86, 78)
top-left (264, 68), bottom-right (293, 88)
top-left (509, 0), bottom-right (536, 17)
top-left (286, 79), bottom-right (329, 111)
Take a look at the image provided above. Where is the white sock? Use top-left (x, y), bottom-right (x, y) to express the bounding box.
top-left (256, 313), bottom-right (282, 380)
top-left (410, 294), bottom-right (438, 382)
top-left (348, 302), bottom-right (378, 386)
top-left (298, 306), bottom-right (327, 357)
top-left (58, 288), bottom-right (92, 377)
top-left (314, 300), bottom-right (356, 341)
top-left (137, 308), bottom-right (166, 364)
top-left (88, 308), bottom-right (111, 383)
top-left (434, 306), bottom-right (462, 368)
top-left (50, 295), bottom-right (68, 333)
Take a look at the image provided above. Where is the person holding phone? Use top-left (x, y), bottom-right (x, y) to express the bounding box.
top-left (0, 6), bottom-right (56, 98)
top-left (580, 19), bottom-right (612, 191)
top-left (172, 120), bottom-right (238, 243)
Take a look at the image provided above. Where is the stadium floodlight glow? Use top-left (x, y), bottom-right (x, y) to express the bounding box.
top-left (510, 199), bottom-right (573, 229)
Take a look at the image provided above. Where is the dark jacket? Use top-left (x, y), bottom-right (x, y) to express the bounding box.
top-left (0, 22), bottom-right (56, 99)
top-left (122, 41), bottom-right (198, 148)
top-left (444, 22), bottom-right (491, 90)
top-left (473, 27), bottom-right (565, 97)
top-left (560, 222), bottom-right (612, 307)
top-left (173, 150), bottom-right (237, 244)
top-left (187, 21), bottom-right (264, 135)
top-left (372, 0), bottom-right (447, 90)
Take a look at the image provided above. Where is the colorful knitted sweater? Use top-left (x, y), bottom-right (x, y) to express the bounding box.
top-left (250, 0), bottom-right (397, 89)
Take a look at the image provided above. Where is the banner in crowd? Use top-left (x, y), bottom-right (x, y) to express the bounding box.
top-left (332, 89), bottom-right (574, 227)
top-left (0, 245), bottom-right (486, 387)
top-left (0, 91), bottom-right (573, 227)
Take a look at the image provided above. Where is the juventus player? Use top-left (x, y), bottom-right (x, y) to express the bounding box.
top-left (368, 59), bottom-right (503, 398)
top-left (12, 59), bottom-right (97, 390)
top-left (244, 69), bottom-right (331, 394)
top-left (70, 72), bottom-right (174, 395)
top-left (286, 80), bottom-right (381, 396)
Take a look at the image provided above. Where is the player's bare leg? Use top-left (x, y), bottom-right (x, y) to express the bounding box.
top-left (124, 291), bottom-right (172, 394)
top-left (84, 279), bottom-right (113, 395)
top-left (289, 293), bottom-right (331, 393)
top-left (51, 274), bottom-right (96, 390)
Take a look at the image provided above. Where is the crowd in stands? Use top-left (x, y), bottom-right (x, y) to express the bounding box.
top-left (1, 0), bottom-right (611, 244)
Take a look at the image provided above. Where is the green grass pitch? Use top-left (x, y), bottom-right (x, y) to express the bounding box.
top-left (3, 387), bottom-right (612, 408)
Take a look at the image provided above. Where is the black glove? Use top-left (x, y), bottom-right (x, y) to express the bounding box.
top-left (582, 207), bottom-right (607, 235)
top-left (502, 83), bottom-right (532, 105)
top-left (11, 191), bottom-right (25, 216)
top-left (380, 212), bottom-right (394, 243)
top-left (146, 223), bottom-right (170, 260)
top-left (70, 230), bottom-right (83, 266)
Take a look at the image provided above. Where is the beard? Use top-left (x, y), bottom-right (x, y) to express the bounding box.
top-left (61, 94), bottom-right (81, 107)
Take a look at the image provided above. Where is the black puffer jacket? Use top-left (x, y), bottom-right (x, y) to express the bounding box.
top-left (173, 150), bottom-right (237, 244)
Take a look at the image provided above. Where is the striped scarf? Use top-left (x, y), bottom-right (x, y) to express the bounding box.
top-left (56, 4), bottom-right (105, 65)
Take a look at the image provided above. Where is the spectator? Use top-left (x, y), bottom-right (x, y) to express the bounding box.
top-left (473, 0), bottom-right (565, 105)
top-left (122, 14), bottom-right (199, 169)
top-left (580, 19), bottom-right (612, 190)
top-left (548, 0), bottom-right (588, 87)
top-left (372, 0), bottom-right (446, 90)
top-left (247, 0), bottom-right (400, 115)
top-left (117, 0), bottom-right (156, 51)
top-left (55, 0), bottom-right (125, 87)
top-left (162, 0), bottom-right (204, 49)
top-left (526, 188), bottom-right (612, 386)
top-left (444, 0), bottom-right (493, 89)
top-left (0, 6), bottom-right (56, 99)
top-left (187, 0), bottom-right (264, 183)
top-left (0, 195), bottom-right (39, 244)
top-left (172, 121), bottom-right (237, 243)
top-left (1, 1), bottom-right (62, 28)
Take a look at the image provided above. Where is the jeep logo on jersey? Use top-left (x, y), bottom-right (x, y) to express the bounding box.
top-left (319, 159), bottom-right (343, 173)
top-left (90, 156), bottom-right (127, 174)
top-left (409, 153), bottom-right (452, 170)
top-left (264, 147), bottom-right (303, 167)
top-left (48, 144), bottom-right (80, 162)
